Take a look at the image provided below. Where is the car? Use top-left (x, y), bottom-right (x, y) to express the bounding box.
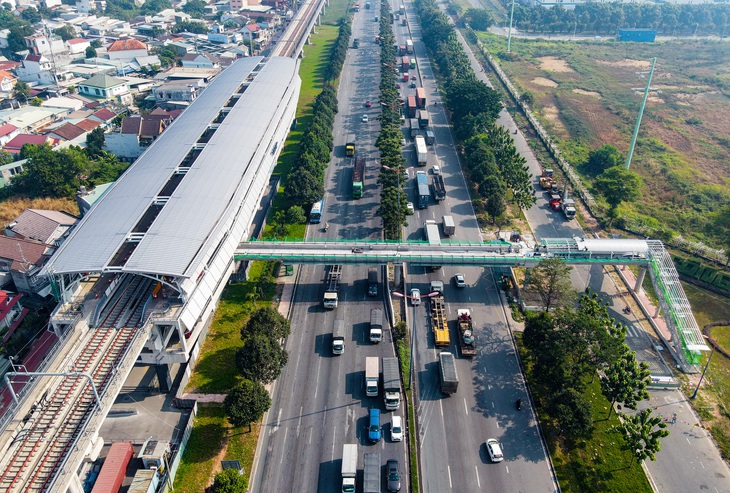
top-left (362, 114), bottom-right (369, 122)
top-left (410, 288), bottom-right (421, 306)
top-left (409, 81), bottom-right (416, 88)
top-left (401, 137), bottom-right (407, 146)
top-left (391, 415), bottom-right (403, 442)
top-left (368, 408), bottom-right (381, 443)
top-left (365, 100), bottom-right (372, 107)
top-left (411, 75), bottom-right (417, 80)
top-left (387, 459), bottom-right (402, 492)
top-left (406, 202), bottom-right (414, 214)
top-left (486, 438), bottom-right (504, 462)
top-left (454, 273), bottom-right (466, 288)
top-left (402, 167), bottom-right (408, 179)
top-left (432, 165), bottom-right (441, 175)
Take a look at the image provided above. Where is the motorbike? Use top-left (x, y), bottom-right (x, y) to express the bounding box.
top-left (516, 399), bottom-right (522, 410)
top-left (323, 222), bottom-right (329, 232)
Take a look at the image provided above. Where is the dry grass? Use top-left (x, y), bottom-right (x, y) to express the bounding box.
top-left (0, 197), bottom-right (77, 226)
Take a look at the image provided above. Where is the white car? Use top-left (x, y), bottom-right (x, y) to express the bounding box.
top-left (401, 137), bottom-right (407, 146)
top-left (410, 288), bottom-right (421, 306)
top-left (391, 415), bottom-right (403, 442)
top-left (454, 273), bottom-right (466, 288)
top-left (432, 165), bottom-right (441, 175)
top-left (406, 202), bottom-right (414, 214)
top-left (362, 114), bottom-right (369, 122)
top-left (486, 438), bottom-right (504, 462)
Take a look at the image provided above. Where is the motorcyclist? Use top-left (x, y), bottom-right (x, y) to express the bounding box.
top-left (516, 399), bottom-right (522, 410)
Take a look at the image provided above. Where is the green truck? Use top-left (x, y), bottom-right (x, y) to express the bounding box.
top-left (352, 156), bottom-right (365, 198)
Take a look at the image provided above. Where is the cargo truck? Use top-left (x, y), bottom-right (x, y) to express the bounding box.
top-left (457, 309), bottom-right (477, 356)
top-left (92, 442), bottom-right (134, 493)
top-left (409, 118), bottom-right (420, 138)
top-left (401, 55), bottom-right (410, 72)
top-left (442, 215), bottom-right (455, 236)
top-left (323, 264), bottom-right (342, 309)
top-left (341, 444), bottom-right (357, 493)
top-left (416, 171), bottom-right (429, 209)
top-left (415, 135), bottom-right (427, 166)
top-left (561, 190), bottom-right (576, 219)
top-left (346, 134), bottom-right (356, 157)
top-left (352, 156), bottom-right (365, 199)
top-left (439, 352), bottom-right (459, 395)
top-left (382, 357), bottom-right (401, 410)
top-left (431, 174), bottom-right (445, 201)
top-left (406, 39), bottom-right (413, 54)
top-left (399, 44), bottom-right (406, 55)
top-left (370, 308), bottom-right (383, 343)
top-left (417, 109), bottom-right (429, 128)
top-left (430, 295), bottom-right (450, 347)
top-left (332, 320), bottom-right (345, 355)
top-left (415, 87), bottom-right (426, 108)
top-left (399, 4), bottom-right (405, 14)
top-left (424, 129), bottom-right (435, 145)
top-left (363, 453), bottom-right (380, 493)
top-left (367, 267), bottom-right (378, 297)
top-left (365, 356), bottom-right (379, 397)
top-left (406, 96), bottom-right (417, 118)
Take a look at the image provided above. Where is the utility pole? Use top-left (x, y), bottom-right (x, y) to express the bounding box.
top-left (507, 0), bottom-right (516, 53)
top-left (625, 57), bottom-right (656, 170)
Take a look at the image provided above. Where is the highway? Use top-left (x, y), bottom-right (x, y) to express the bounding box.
top-left (250, 7), bottom-right (407, 492)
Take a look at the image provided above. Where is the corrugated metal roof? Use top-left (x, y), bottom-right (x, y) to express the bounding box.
top-left (44, 57), bottom-right (298, 277)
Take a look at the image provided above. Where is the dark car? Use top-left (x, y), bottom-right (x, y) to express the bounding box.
top-left (387, 459), bottom-right (401, 492)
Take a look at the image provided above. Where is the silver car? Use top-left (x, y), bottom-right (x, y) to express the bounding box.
top-left (387, 459), bottom-right (401, 491)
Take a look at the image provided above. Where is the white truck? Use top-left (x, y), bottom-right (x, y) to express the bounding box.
top-left (365, 356), bottom-right (379, 397)
top-left (332, 320), bottom-right (345, 355)
top-left (369, 308), bottom-right (383, 343)
top-left (363, 452), bottom-right (380, 493)
top-left (415, 135), bottom-right (427, 166)
top-left (442, 215), bottom-right (455, 236)
top-left (341, 443), bottom-right (357, 493)
top-left (323, 264), bottom-right (342, 309)
top-left (382, 357), bottom-right (401, 410)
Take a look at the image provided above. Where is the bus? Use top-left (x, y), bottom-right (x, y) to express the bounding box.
top-left (310, 199), bottom-right (324, 223)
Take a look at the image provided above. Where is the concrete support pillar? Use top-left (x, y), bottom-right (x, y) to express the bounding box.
top-left (634, 266), bottom-right (647, 293)
top-left (394, 264), bottom-right (402, 290)
top-left (156, 364), bottom-right (172, 393)
top-left (654, 305), bottom-right (662, 319)
top-left (67, 470), bottom-right (85, 493)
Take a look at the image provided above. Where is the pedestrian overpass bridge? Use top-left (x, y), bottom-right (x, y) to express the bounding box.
top-left (234, 236), bottom-right (709, 366)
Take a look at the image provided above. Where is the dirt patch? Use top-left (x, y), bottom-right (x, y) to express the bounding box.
top-left (543, 104), bottom-right (568, 134)
top-left (572, 88), bottom-right (602, 99)
top-left (647, 95), bottom-right (665, 103)
top-left (537, 56), bottom-right (573, 73)
top-left (597, 58), bottom-right (652, 69)
top-left (531, 77), bottom-right (558, 88)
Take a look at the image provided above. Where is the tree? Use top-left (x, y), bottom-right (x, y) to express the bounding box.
top-left (583, 144), bottom-right (622, 175)
top-left (548, 388), bottom-right (593, 438)
top-left (90, 39), bottom-right (103, 48)
top-left (284, 205), bottom-right (307, 224)
top-left (86, 127), bottom-right (106, 157)
top-left (224, 379), bottom-right (271, 431)
top-left (86, 46), bottom-right (97, 58)
top-left (600, 349), bottom-right (650, 418)
top-left (210, 469), bottom-right (247, 493)
top-left (13, 81), bottom-right (31, 102)
top-left (12, 144), bottom-right (89, 198)
top-left (594, 166), bottom-right (643, 219)
top-left (54, 25), bottom-right (77, 41)
top-left (240, 306), bottom-right (291, 341)
top-left (173, 20), bottom-right (209, 34)
top-left (712, 205), bottom-right (730, 265)
top-left (8, 25), bottom-right (34, 53)
top-left (20, 6), bottom-right (40, 23)
top-left (620, 409), bottom-right (669, 463)
top-left (485, 194), bottom-right (506, 224)
top-left (464, 8), bottom-right (493, 31)
top-left (236, 333), bottom-right (288, 384)
top-left (182, 0), bottom-right (206, 18)
top-left (527, 257), bottom-right (575, 311)
top-left (29, 97), bottom-right (42, 107)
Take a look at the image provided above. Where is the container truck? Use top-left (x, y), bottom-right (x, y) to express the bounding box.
top-left (382, 357), bottom-right (401, 410)
top-left (431, 174), bottom-right (445, 201)
top-left (367, 267), bottom-right (378, 297)
top-left (457, 309), bottom-right (477, 356)
top-left (406, 39), bottom-right (413, 54)
top-left (401, 55), bottom-right (410, 72)
top-left (417, 109), bottom-right (429, 128)
top-left (442, 215), bottom-right (455, 236)
top-left (363, 453), bottom-right (380, 493)
top-left (370, 308), bottom-right (383, 343)
top-left (424, 129), bottom-right (435, 145)
top-left (399, 44), bottom-right (406, 55)
top-left (341, 444), bottom-right (357, 493)
top-left (332, 319), bottom-right (345, 355)
top-left (409, 118), bottom-right (420, 138)
top-left (415, 87), bottom-right (426, 108)
top-left (406, 96), bottom-right (417, 118)
top-left (399, 4), bottom-right (405, 14)
top-left (91, 442), bottom-right (134, 493)
top-left (439, 351), bottom-right (459, 395)
top-left (416, 171), bottom-right (429, 209)
top-left (415, 135), bottom-right (427, 166)
top-left (346, 134), bottom-right (356, 157)
top-left (365, 356), bottom-right (379, 396)
top-left (352, 156), bottom-right (365, 199)
top-left (323, 264), bottom-right (342, 309)
top-left (430, 295), bottom-right (450, 347)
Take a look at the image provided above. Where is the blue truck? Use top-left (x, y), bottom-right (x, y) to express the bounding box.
top-left (416, 171), bottom-right (429, 209)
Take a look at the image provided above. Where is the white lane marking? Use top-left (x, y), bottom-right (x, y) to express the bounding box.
top-left (506, 465), bottom-right (510, 474)
top-left (439, 398), bottom-right (444, 416)
top-left (475, 466), bottom-right (480, 488)
top-left (447, 465), bottom-right (453, 488)
top-left (297, 406), bottom-right (303, 437)
top-left (463, 398), bottom-right (469, 416)
top-left (271, 408), bottom-right (283, 435)
top-left (279, 428), bottom-right (288, 465)
top-left (700, 461), bottom-right (705, 469)
top-left (314, 356), bottom-right (322, 399)
top-left (686, 437), bottom-right (691, 444)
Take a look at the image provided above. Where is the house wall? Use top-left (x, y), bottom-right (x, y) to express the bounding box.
top-left (104, 132), bottom-right (144, 160)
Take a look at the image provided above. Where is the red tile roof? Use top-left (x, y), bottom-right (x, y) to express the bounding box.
top-left (109, 39), bottom-right (147, 52)
top-left (92, 108), bottom-right (116, 122)
top-left (67, 38), bottom-right (89, 45)
top-left (0, 61), bottom-right (20, 71)
top-left (0, 236), bottom-right (50, 271)
top-left (47, 123), bottom-right (86, 141)
top-left (0, 124), bottom-right (18, 137)
top-left (75, 119), bottom-right (102, 132)
top-left (25, 54), bottom-right (42, 62)
top-left (4, 134), bottom-right (52, 151)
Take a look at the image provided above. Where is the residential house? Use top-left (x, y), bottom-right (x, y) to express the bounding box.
top-left (107, 38), bottom-right (149, 63)
top-left (0, 70), bottom-right (16, 93)
top-left (15, 54), bottom-right (56, 86)
top-left (39, 0), bottom-right (63, 7)
top-left (3, 134), bottom-right (55, 153)
top-left (181, 53), bottom-right (220, 69)
top-left (6, 209), bottom-right (77, 245)
top-left (76, 0), bottom-right (108, 14)
top-left (154, 80), bottom-right (201, 109)
top-left (0, 29), bottom-right (9, 50)
top-left (208, 24), bottom-right (243, 44)
top-left (76, 182), bottom-right (113, 216)
top-left (66, 38), bottom-right (90, 55)
top-left (43, 122), bottom-right (88, 145)
top-left (104, 110), bottom-right (176, 160)
top-left (0, 124), bottom-right (19, 147)
top-left (41, 96), bottom-right (85, 112)
top-left (229, 0), bottom-right (245, 11)
top-left (0, 291), bottom-right (28, 342)
top-left (89, 107), bottom-right (117, 126)
top-left (0, 236), bottom-right (53, 295)
top-left (78, 73), bottom-right (131, 104)
top-left (0, 106), bottom-right (67, 133)
top-left (0, 159), bottom-right (25, 188)
top-left (241, 23), bottom-right (271, 52)
top-left (24, 34), bottom-right (66, 57)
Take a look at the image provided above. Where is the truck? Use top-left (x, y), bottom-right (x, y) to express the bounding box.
top-left (333, 319), bottom-right (345, 355)
top-left (341, 444), bottom-right (357, 493)
top-left (439, 352), bottom-right (459, 395)
top-left (406, 96), bottom-right (417, 118)
top-left (402, 17), bottom-right (407, 26)
top-left (365, 1), bottom-right (370, 8)
top-left (406, 39), bottom-right (413, 54)
top-left (401, 55), bottom-right (410, 72)
top-left (365, 356), bottom-right (379, 396)
top-left (353, 38), bottom-right (359, 48)
top-left (562, 190), bottom-right (576, 219)
top-left (415, 87), bottom-right (426, 108)
top-left (92, 442), bottom-right (134, 493)
top-left (430, 295), bottom-right (450, 347)
top-left (346, 134), bottom-right (356, 157)
top-left (431, 174), bottom-right (445, 201)
top-left (354, 2), bottom-right (360, 11)
top-left (367, 267), bottom-right (378, 297)
top-left (416, 171), bottom-right (429, 209)
top-left (409, 118), bottom-right (420, 138)
top-left (399, 3), bottom-right (405, 14)
top-left (442, 215), bottom-right (455, 236)
top-left (323, 264), bottom-right (342, 309)
top-left (363, 452), bottom-right (380, 493)
top-left (424, 129), bottom-right (435, 145)
top-left (417, 109), bottom-right (429, 128)
top-left (415, 135), bottom-right (427, 166)
top-left (370, 308), bottom-right (383, 343)
top-left (352, 156), bottom-right (365, 199)
top-left (382, 357), bottom-right (401, 410)
top-left (410, 58), bottom-right (416, 69)
top-left (399, 44), bottom-right (406, 55)
top-left (457, 309), bottom-right (477, 356)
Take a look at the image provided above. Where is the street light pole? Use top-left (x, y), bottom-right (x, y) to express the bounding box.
top-left (692, 336), bottom-right (716, 399)
top-left (625, 57), bottom-right (656, 170)
top-left (507, 0), bottom-right (516, 53)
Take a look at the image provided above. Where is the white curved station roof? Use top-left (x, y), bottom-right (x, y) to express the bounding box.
top-left (44, 56), bottom-right (299, 277)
